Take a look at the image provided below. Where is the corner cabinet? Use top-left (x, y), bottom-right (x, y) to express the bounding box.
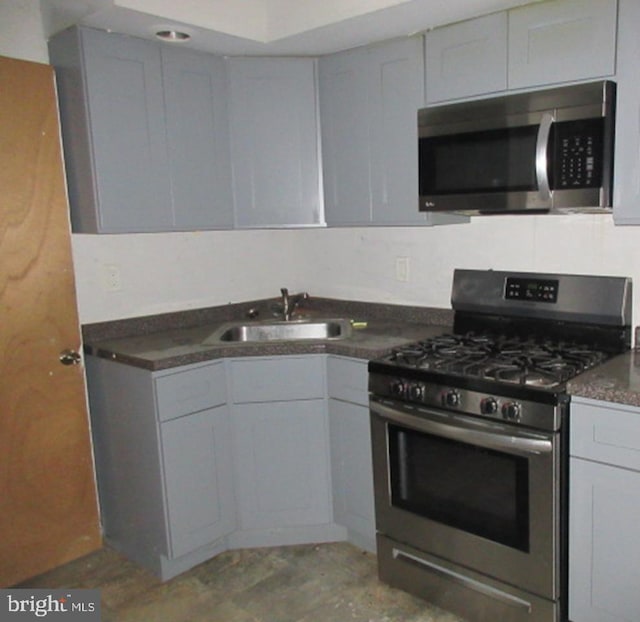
top-left (227, 58), bottom-right (323, 228)
top-left (85, 357), bottom-right (235, 580)
top-left (569, 397), bottom-right (640, 622)
top-left (319, 37), bottom-right (467, 227)
top-left (48, 27), bottom-right (233, 233)
top-left (227, 355), bottom-right (341, 547)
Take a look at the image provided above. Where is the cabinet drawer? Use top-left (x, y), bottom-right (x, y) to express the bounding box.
top-left (229, 356), bottom-right (325, 403)
top-left (326, 356), bottom-right (369, 406)
top-left (155, 362), bottom-right (226, 421)
top-left (571, 399), bottom-right (640, 471)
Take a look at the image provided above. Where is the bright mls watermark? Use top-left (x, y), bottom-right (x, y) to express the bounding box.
top-left (0, 590), bottom-right (100, 621)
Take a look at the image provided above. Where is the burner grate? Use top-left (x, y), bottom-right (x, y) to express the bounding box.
top-left (388, 332), bottom-right (609, 388)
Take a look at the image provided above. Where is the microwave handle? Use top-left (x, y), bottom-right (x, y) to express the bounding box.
top-left (535, 112), bottom-right (555, 201)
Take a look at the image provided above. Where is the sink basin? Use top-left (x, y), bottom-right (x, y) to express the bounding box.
top-left (205, 318), bottom-right (352, 343)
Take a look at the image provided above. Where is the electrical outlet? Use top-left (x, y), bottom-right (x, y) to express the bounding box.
top-left (395, 257), bottom-right (410, 282)
top-left (103, 264), bottom-right (122, 292)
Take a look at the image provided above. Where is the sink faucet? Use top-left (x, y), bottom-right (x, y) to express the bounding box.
top-left (280, 288), bottom-right (309, 321)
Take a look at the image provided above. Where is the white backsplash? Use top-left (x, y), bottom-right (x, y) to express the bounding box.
top-left (72, 213), bottom-right (640, 330)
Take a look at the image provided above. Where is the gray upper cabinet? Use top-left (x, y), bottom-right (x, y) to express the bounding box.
top-left (424, 0), bottom-right (617, 105)
top-left (508, 0), bottom-right (617, 90)
top-left (49, 27), bottom-right (174, 233)
top-left (162, 47), bottom-right (233, 230)
top-left (227, 58), bottom-right (323, 228)
top-left (613, 0), bottom-right (640, 224)
top-left (320, 38), bottom-right (466, 226)
top-left (318, 48), bottom-right (371, 225)
top-left (425, 12), bottom-right (508, 104)
top-left (49, 26), bottom-right (233, 233)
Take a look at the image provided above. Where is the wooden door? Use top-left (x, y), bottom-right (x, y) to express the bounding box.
top-left (0, 55), bottom-right (101, 586)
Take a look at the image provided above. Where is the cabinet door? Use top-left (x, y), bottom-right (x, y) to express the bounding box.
top-left (328, 398), bottom-right (375, 551)
top-left (161, 405), bottom-right (235, 559)
top-left (319, 48), bottom-right (372, 225)
top-left (613, 0), bottom-right (640, 224)
top-left (326, 355), bottom-right (368, 407)
top-left (368, 38), bottom-right (430, 226)
top-left (228, 58), bottom-right (322, 227)
top-left (569, 458), bottom-right (640, 622)
top-left (233, 399), bottom-right (332, 530)
top-left (508, 0), bottom-right (617, 90)
top-left (425, 12), bottom-right (507, 104)
top-left (162, 48), bottom-right (233, 230)
top-left (80, 28), bottom-right (174, 232)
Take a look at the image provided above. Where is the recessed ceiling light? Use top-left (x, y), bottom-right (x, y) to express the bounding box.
top-left (156, 29), bottom-right (191, 42)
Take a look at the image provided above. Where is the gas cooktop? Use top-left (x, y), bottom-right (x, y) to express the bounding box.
top-left (383, 332), bottom-right (610, 390)
top-left (369, 270), bottom-right (632, 431)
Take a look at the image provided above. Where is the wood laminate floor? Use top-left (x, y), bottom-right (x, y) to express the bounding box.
top-left (19, 542), bottom-right (466, 622)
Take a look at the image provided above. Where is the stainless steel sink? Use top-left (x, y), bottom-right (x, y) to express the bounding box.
top-left (204, 318), bottom-right (352, 343)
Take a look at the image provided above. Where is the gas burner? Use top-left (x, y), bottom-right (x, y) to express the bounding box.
top-left (387, 332), bottom-right (610, 389)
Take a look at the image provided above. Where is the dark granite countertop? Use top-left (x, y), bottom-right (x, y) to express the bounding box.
top-left (84, 297), bottom-right (640, 409)
top-left (567, 351), bottom-right (640, 409)
top-left (83, 297), bottom-right (453, 371)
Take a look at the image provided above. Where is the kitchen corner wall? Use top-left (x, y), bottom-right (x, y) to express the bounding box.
top-left (4, 2), bottom-right (640, 329)
top-left (72, 214), bottom-right (640, 327)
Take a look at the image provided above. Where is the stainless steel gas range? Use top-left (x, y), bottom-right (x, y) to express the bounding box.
top-left (368, 269), bottom-right (632, 622)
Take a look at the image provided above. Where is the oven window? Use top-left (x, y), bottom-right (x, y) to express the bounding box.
top-left (388, 424), bottom-right (530, 551)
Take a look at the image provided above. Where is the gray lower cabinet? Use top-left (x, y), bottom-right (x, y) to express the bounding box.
top-left (227, 355), bottom-right (343, 548)
top-left (85, 356), bottom-right (235, 580)
top-left (327, 356), bottom-right (376, 553)
top-left (86, 351), bottom-right (376, 579)
top-left (49, 26), bottom-right (232, 232)
top-left (227, 58), bottom-right (323, 228)
top-left (319, 37), bottom-right (467, 227)
top-left (569, 397), bottom-right (640, 622)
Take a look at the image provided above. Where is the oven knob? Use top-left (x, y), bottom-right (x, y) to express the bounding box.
top-left (480, 397), bottom-right (498, 415)
top-left (442, 390), bottom-right (460, 408)
top-left (502, 401), bottom-right (522, 422)
top-left (390, 380), bottom-right (405, 398)
top-left (408, 383), bottom-right (425, 401)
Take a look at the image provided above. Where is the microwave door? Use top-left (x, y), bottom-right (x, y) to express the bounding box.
top-left (418, 117), bottom-right (554, 214)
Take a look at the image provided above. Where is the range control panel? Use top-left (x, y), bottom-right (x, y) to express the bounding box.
top-left (505, 277), bottom-right (559, 303)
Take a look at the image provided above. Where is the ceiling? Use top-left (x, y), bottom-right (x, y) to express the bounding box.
top-left (40, 0), bottom-right (537, 56)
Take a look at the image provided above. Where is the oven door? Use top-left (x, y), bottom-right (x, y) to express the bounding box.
top-left (370, 396), bottom-right (561, 601)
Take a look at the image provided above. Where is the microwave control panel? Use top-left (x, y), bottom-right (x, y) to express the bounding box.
top-left (551, 118), bottom-right (604, 189)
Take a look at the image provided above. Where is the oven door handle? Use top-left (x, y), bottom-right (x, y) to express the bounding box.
top-left (370, 400), bottom-right (553, 456)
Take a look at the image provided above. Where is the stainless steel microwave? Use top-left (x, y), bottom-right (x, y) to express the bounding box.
top-left (418, 80), bottom-right (616, 214)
